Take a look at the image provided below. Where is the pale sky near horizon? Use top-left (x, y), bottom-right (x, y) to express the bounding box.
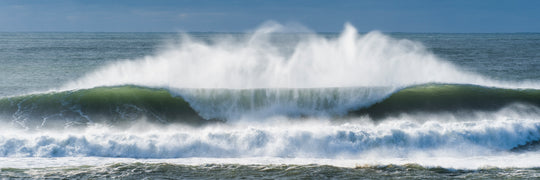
top-left (1, 0), bottom-right (539, 33)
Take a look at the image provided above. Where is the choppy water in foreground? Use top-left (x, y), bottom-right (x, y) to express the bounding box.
top-left (3, 163), bottom-right (540, 179)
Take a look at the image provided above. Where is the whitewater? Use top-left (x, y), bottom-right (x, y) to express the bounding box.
top-left (0, 23), bottom-right (539, 178)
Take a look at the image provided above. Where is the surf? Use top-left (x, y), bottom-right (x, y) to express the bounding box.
top-left (1, 23), bottom-right (540, 172)
top-left (1, 111), bottom-right (539, 159)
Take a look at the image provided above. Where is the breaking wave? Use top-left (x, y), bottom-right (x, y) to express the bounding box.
top-left (0, 84), bottom-right (538, 129)
top-left (1, 23), bottom-right (539, 170)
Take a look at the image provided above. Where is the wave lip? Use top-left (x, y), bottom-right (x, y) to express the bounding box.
top-left (176, 86), bottom-right (395, 120)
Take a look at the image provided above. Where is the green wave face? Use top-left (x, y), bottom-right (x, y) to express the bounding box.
top-left (353, 84), bottom-right (540, 118)
top-left (1, 84), bottom-right (539, 129)
top-left (0, 86), bottom-right (207, 129)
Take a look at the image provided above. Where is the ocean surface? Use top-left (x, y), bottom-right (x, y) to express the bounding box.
top-left (1, 24), bottom-right (540, 179)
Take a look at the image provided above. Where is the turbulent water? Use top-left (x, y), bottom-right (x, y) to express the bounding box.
top-left (1, 23), bottom-right (540, 179)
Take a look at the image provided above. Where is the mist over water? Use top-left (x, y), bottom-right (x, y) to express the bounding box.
top-left (63, 23), bottom-right (494, 90)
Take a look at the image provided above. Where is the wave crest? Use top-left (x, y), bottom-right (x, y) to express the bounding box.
top-left (62, 23), bottom-right (498, 91)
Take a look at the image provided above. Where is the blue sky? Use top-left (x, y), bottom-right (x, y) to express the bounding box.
top-left (1, 0), bottom-right (539, 32)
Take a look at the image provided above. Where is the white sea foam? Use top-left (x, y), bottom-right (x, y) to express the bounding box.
top-left (1, 105), bottom-right (539, 162)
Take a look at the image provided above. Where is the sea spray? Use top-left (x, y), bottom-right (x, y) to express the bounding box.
top-left (62, 23), bottom-right (487, 91)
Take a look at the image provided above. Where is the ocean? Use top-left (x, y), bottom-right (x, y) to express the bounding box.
top-left (1, 24), bottom-right (539, 179)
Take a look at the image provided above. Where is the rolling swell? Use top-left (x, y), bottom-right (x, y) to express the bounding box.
top-left (0, 86), bottom-right (209, 129)
top-left (0, 84), bottom-right (539, 129)
top-left (353, 84), bottom-right (540, 118)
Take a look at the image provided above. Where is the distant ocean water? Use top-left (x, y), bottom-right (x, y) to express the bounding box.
top-left (1, 24), bottom-right (540, 179)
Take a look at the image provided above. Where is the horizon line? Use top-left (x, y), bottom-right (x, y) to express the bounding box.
top-left (1, 31), bottom-right (540, 34)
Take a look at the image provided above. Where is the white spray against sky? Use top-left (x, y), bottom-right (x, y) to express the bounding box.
top-left (63, 23), bottom-right (499, 90)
